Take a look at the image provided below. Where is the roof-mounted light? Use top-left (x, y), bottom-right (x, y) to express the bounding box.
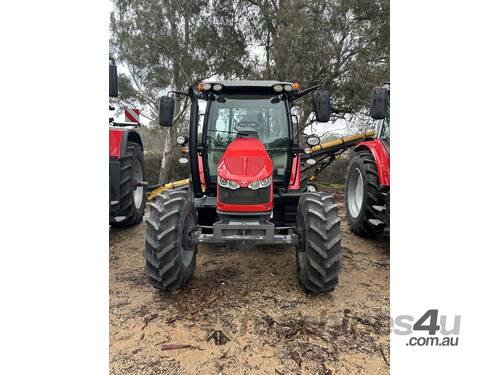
top-left (292, 82), bottom-right (300, 91)
top-left (213, 83), bottom-right (223, 92)
top-left (273, 84), bottom-right (284, 93)
top-left (197, 82), bottom-right (212, 92)
top-left (284, 84), bottom-right (293, 92)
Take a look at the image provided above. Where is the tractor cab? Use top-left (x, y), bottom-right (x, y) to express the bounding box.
top-left (204, 92), bottom-right (289, 186)
top-left (158, 80), bottom-right (331, 225)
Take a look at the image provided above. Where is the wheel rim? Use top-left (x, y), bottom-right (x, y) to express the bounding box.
top-left (347, 168), bottom-right (364, 218)
top-left (132, 158), bottom-right (143, 209)
top-left (181, 213), bottom-right (195, 267)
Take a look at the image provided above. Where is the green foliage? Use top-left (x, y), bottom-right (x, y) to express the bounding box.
top-left (110, 0), bottom-right (389, 179)
top-left (111, 0), bottom-right (388, 123)
top-left (110, 0), bottom-right (255, 123)
top-left (242, 0), bottom-right (389, 132)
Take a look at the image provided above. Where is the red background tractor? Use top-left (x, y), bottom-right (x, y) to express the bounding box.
top-left (345, 84), bottom-right (390, 236)
top-left (109, 59), bottom-right (146, 227)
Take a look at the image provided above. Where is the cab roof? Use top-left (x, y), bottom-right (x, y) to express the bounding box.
top-left (205, 80), bottom-right (293, 88)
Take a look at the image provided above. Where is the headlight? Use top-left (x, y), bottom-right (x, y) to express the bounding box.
top-left (218, 176), bottom-right (240, 189)
top-left (248, 177), bottom-right (272, 190)
top-left (176, 135), bottom-right (187, 145)
top-left (259, 177), bottom-right (271, 188)
top-left (218, 176), bottom-right (228, 187)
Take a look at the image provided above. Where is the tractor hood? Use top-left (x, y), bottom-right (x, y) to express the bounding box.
top-left (217, 138), bottom-right (273, 187)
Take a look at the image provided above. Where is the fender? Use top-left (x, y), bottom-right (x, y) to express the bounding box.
top-left (354, 139), bottom-right (390, 187)
top-left (109, 128), bottom-right (143, 158)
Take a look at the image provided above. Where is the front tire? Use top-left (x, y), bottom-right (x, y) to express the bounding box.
top-left (296, 192), bottom-right (342, 293)
top-left (144, 190), bottom-right (197, 291)
top-left (345, 151), bottom-right (383, 237)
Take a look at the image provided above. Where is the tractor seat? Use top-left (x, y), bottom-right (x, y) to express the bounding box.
top-left (235, 113), bottom-right (264, 139)
top-left (235, 123), bottom-right (260, 139)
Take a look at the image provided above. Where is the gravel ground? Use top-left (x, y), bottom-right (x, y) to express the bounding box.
top-left (110, 188), bottom-right (389, 374)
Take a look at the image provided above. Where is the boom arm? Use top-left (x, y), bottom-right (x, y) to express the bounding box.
top-left (305, 130), bottom-right (375, 155)
top-left (301, 130), bottom-right (376, 182)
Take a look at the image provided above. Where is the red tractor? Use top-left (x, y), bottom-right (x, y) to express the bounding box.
top-left (345, 84), bottom-right (390, 236)
top-left (144, 81), bottom-right (342, 293)
top-left (109, 58), bottom-right (146, 227)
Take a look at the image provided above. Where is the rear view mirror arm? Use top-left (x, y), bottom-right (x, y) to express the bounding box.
top-left (290, 85), bottom-right (322, 102)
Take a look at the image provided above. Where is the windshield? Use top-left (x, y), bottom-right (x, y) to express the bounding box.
top-left (205, 95), bottom-right (289, 183)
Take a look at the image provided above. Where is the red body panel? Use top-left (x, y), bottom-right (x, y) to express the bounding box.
top-left (217, 138), bottom-right (274, 212)
top-left (217, 138), bottom-right (273, 184)
top-left (109, 129), bottom-right (123, 158)
top-left (198, 154), bottom-right (206, 188)
top-left (288, 156), bottom-right (301, 189)
top-left (354, 139), bottom-right (390, 187)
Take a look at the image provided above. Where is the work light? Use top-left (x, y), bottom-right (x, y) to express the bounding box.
top-left (306, 135), bottom-right (321, 146)
top-left (273, 84), bottom-right (284, 93)
top-left (176, 135), bottom-right (187, 145)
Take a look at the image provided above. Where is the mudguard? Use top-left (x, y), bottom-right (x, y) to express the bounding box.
top-left (109, 128), bottom-right (143, 158)
top-left (353, 139), bottom-right (390, 187)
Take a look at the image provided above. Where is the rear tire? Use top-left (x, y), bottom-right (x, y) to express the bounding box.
top-left (345, 151), bottom-right (383, 237)
top-left (110, 141), bottom-right (146, 227)
top-left (144, 190), bottom-right (197, 291)
top-left (296, 192), bottom-right (342, 293)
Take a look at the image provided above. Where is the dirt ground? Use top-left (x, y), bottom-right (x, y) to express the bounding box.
top-left (110, 188), bottom-right (390, 374)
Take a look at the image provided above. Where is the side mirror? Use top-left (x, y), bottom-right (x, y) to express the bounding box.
top-left (370, 86), bottom-right (390, 119)
top-left (159, 96), bottom-right (175, 127)
top-left (109, 62), bottom-right (118, 98)
top-left (312, 89), bottom-right (331, 122)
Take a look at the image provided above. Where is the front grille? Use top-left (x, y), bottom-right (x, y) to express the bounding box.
top-left (219, 186), bottom-right (271, 205)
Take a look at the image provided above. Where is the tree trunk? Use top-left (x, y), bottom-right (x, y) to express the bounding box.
top-left (158, 129), bottom-right (173, 184)
top-left (158, 3), bottom-right (184, 185)
top-left (158, 97), bottom-right (181, 184)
